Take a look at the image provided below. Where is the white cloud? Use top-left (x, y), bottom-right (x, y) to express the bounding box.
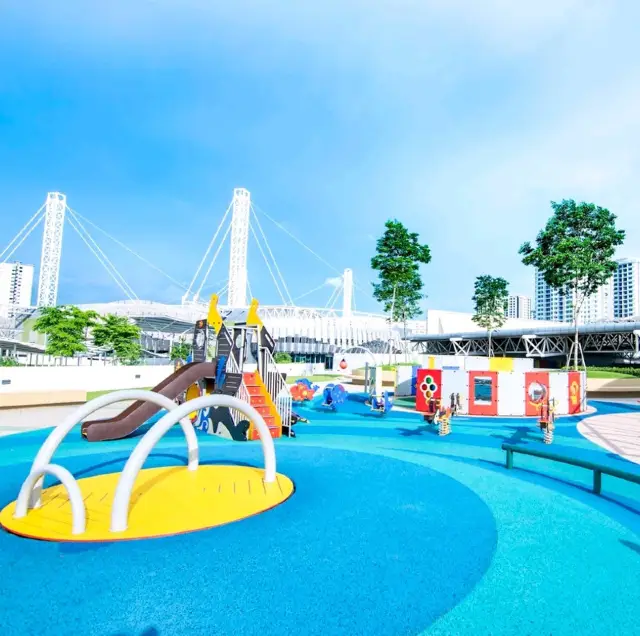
top-left (325, 276), bottom-right (343, 288)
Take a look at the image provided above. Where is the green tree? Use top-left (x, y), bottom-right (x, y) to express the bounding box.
top-left (471, 275), bottom-right (509, 357)
top-left (92, 314), bottom-right (142, 364)
top-left (170, 339), bottom-right (192, 361)
top-left (519, 199), bottom-right (625, 369)
top-left (33, 305), bottom-right (98, 357)
top-left (274, 352), bottom-right (292, 363)
top-left (371, 220), bottom-right (431, 323)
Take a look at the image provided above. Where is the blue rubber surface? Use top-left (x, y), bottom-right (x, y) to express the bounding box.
top-left (0, 396), bottom-right (639, 635)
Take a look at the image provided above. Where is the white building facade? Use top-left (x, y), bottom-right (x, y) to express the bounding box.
top-left (0, 261), bottom-right (34, 316)
top-left (534, 270), bottom-right (613, 324)
top-left (506, 295), bottom-right (532, 319)
top-left (613, 257), bottom-right (640, 318)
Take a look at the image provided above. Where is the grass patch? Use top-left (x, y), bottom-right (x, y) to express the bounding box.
top-left (393, 396), bottom-right (416, 409)
top-left (86, 387), bottom-right (152, 400)
top-left (586, 369), bottom-right (636, 379)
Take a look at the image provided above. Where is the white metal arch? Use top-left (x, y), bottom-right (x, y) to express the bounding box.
top-left (26, 389), bottom-right (197, 509)
top-left (335, 345), bottom-right (378, 366)
top-left (110, 394), bottom-right (277, 532)
top-left (14, 464), bottom-right (86, 535)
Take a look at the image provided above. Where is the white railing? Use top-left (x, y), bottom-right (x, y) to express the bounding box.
top-left (110, 394), bottom-right (276, 532)
top-left (14, 390), bottom-right (197, 531)
top-left (225, 354), bottom-right (252, 426)
top-left (262, 349), bottom-right (292, 435)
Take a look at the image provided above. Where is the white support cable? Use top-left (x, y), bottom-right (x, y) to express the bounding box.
top-left (67, 210), bottom-right (138, 300)
top-left (247, 278), bottom-right (253, 301)
top-left (68, 207), bottom-right (188, 291)
top-left (217, 282), bottom-right (229, 297)
top-left (0, 207), bottom-right (45, 264)
top-left (193, 222), bottom-right (232, 300)
top-left (252, 202), bottom-right (342, 275)
top-left (66, 215), bottom-right (137, 300)
top-left (250, 205), bottom-right (294, 305)
top-left (325, 281), bottom-right (343, 309)
top-left (294, 281), bottom-right (334, 302)
top-left (329, 282), bottom-right (343, 309)
top-left (186, 200), bottom-right (233, 300)
top-left (248, 222), bottom-right (287, 305)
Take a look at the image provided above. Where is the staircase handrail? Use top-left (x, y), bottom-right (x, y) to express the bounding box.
top-left (225, 354), bottom-right (252, 425)
top-left (262, 349), bottom-right (292, 435)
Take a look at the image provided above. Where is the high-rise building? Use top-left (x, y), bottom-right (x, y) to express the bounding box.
top-left (613, 257), bottom-right (640, 318)
top-left (506, 295), bottom-right (532, 319)
top-left (0, 261), bottom-right (35, 313)
top-left (534, 270), bottom-right (613, 324)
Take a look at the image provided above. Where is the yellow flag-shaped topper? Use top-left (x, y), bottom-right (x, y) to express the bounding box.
top-left (207, 294), bottom-right (223, 335)
top-left (246, 298), bottom-right (263, 329)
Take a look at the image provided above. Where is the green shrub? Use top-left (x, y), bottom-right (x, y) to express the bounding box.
top-left (0, 357), bottom-right (20, 367)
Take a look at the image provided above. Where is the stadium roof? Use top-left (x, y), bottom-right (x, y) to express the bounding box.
top-left (410, 320), bottom-right (640, 341)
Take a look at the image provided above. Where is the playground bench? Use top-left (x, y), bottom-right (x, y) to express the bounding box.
top-left (501, 442), bottom-right (640, 496)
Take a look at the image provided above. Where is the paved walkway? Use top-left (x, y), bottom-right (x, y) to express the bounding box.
top-left (0, 402), bottom-right (129, 437)
top-left (578, 401), bottom-right (640, 464)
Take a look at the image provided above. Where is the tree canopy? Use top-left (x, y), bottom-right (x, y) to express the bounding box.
top-left (371, 219), bottom-right (431, 322)
top-left (472, 275), bottom-right (509, 331)
top-left (519, 199), bottom-right (625, 367)
top-left (519, 200), bottom-right (625, 301)
top-left (471, 275), bottom-right (509, 356)
top-left (92, 314), bottom-right (142, 364)
top-left (33, 306), bottom-right (98, 357)
top-left (170, 340), bottom-right (192, 361)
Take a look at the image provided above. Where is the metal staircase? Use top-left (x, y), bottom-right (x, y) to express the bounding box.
top-left (242, 370), bottom-right (282, 440)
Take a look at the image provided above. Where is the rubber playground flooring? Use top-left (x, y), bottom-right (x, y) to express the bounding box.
top-left (0, 396), bottom-right (638, 635)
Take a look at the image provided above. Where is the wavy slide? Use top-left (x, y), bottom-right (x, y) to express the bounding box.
top-left (81, 361), bottom-right (216, 442)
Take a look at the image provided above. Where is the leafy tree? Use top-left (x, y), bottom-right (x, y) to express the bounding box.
top-left (33, 305), bottom-right (98, 357)
top-left (471, 275), bottom-right (509, 357)
top-left (92, 314), bottom-right (142, 364)
top-left (274, 352), bottom-right (292, 364)
top-left (519, 199), bottom-right (625, 369)
top-left (170, 340), bottom-right (191, 361)
top-left (371, 220), bottom-right (431, 323)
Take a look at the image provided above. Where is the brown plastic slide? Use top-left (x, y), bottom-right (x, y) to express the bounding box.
top-left (81, 361), bottom-right (216, 442)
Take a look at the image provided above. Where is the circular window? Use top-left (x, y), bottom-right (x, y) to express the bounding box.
top-left (528, 382), bottom-right (547, 403)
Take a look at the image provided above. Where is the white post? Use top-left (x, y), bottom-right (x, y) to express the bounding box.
top-left (227, 188), bottom-right (251, 308)
top-left (37, 192), bottom-right (66, 307)
top-left (110, 394), bottom-right (276, 532)
top-left (342, 268), bottom-right (353, 318)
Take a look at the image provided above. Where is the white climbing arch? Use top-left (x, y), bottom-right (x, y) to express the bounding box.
top-left (14, 464), bottom-right (86, 535)
top-left (110, 394), bottom-right (276, 533)
top-left (20, 389), bottom-right (197, 512)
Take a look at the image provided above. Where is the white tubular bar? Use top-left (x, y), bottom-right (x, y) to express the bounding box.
top-left (15, 464), bottom-right (86, 535)
top-left (110, 395), bottom-right (276, 532)
top-left (27, 390), bottom-right (197, 509)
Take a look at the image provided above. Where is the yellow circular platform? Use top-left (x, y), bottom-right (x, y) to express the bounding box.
top-left (0, 465), bottom-right (294, 542)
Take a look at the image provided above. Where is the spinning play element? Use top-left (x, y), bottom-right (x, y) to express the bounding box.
top-left (322, 383), bottom-right (347, 409)
top-left (0, 466), bottom-right (293, 542)
top-left (0, 391), bottom-right (293, 542)
top-left (339, 359), bottom-right (348, 370)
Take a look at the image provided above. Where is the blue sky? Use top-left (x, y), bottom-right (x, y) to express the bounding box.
top-left (1, 1), bottom-right (640, 315)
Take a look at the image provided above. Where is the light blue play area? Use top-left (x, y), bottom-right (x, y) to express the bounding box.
top-left (0, 395), bottom-right (638, 635)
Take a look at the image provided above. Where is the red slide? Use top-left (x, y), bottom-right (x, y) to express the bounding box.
top-left (81, 361), bottom-right (216, 442)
